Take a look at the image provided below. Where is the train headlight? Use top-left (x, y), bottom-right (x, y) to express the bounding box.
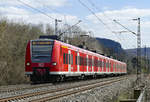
top-left (52, 62), bottom-right (57, 66)
top-left (26, 62), bottom-right (30, 66)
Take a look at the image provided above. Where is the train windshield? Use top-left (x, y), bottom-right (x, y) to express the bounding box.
top-left (31, 41), bottom-right (53, 63)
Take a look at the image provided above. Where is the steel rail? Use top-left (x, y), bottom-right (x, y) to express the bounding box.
top-left (0, 76), bottom-right (127, 102)
top-left (30, 77), bottom-right (127, 102)
top-left (0, 83), bottom-right (53, 93)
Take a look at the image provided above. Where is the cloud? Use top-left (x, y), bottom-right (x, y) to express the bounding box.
top-left (1, 0), bottom-right (150, 49)
top-left (0, 6), bottom-right (79, 26)
top-left (0, 6), bottom-right (30, 15)
top-left (0, 0), bottom-right (78, 25)
top-left (0, 0), bottom-right (68, 8)
top-left (87, 8), bottom-right (150, 24)
top-left (86, 8), bottom-right (150, 49)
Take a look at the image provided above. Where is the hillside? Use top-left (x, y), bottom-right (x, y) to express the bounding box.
top-left (96, 37), bottom-right (126, 61)
top-left (126, 48), bottom-right (150, 59)
top-left (96, 37), bottom-right (125, 53)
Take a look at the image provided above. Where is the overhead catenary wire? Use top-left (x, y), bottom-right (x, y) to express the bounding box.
top-left (17, 0), bottom-right (55, 20)
top-left (87, 0), bottom-right (112, 22)
top-left (86, 0), bottom-right (133, 48)
top-left (78, 0), bottom-right (130, 49)
top-left (86, 0), bottom-right (123, 33)
top-left (78, 0), bottom-right (113, 33)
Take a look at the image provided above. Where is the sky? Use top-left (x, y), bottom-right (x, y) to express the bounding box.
top-left (0, 0), bottom-right (150, 49)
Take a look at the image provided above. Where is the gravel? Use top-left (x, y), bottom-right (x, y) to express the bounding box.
top-left (0, 75), bottom-right (137, 102)
top-left (51, 75), bottom-right (136, 102)
top-left (0, 77), bottom-right (121, 99)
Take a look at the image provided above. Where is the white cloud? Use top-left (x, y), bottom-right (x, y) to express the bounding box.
top-left (1, 0), bottom-right (150, 49)
top-left (0, 0), bottom-right (68, 8)
top-left (86, 8), bottom-right (150, 49)
top-left (0, 6), bottom-right (79, 26)
top-left (0, 6), bottom-right (30, 15)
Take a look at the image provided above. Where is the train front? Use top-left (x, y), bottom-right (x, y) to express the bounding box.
top-left (25, 40), bottom-right (54, 83)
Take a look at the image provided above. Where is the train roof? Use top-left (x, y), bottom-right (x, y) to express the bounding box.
top-left (56, 40), bottom-right (126, 65)
top-left (30, 39), bottom-right (126, 65)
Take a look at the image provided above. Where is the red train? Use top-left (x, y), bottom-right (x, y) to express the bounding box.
top-left (25, 37), bottom-right (127, 82)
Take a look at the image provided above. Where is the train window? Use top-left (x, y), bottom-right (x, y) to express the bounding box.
top-left (78, 56), bottom-right (80, 65)
top-left (86, 58), bottom-right (88, 66)
top-left (79, 56), bottom-right (81, 65)
top-left (88, 58), bottom-right (91, 67)
top-left (83, 57), bottom-right (85, 66)
top-left (75, 56), bottom-right (77, 65)
top-left (88, 58), bottom-right (90, 66)
top-left (99, 60), bottom-right (101, 67)
top-left (91, 59), bottom-right (92, 66)
top-left (84, 57), bottom-right (86, 66)
top-left (107, 62), bottom-right (109, 68)
top-left (83, 57), bottom-right (84, 66)
top-left (82, 57), bottom-right (83, 66)
top-left (98, 60), bottom-right (99, 67)
top-left (91, 58), bottom-right (92, 66)
top-left (113, 64), bottom-right (115, 71)
top-left (92, 58), bottom-right (94, 66)
top-left (66, 54), bottom-right (68, 64)
top-left (88, 59), bottom-right (90, 66)
top-left (105, 62), bottom-right (107, 68)
top-left (116, 64), bottom-right (118, 69)
top-left (69, 54), bottom-right (70, 64)
top-left (97, 60), bottom-right (98, 67)
top-left (94, 59), bottom-right (96, 67)
top-left (96, 59), bottom-right (98, 67)
top-left (63, 53), bottom-right (65, 64)
top-left (117, 64), bottom-right (118, 69)
top-left (104, 61), bottom-right (105, 68)
top-left (80, 57), bottom-right (81, 65)
top-left (71, 54), bottom-right (73, 65)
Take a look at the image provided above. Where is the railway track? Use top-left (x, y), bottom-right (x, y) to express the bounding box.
top-left (0, 76), bottom-right (128, 102)
top-left (0, 83), bottom-right (53, 93)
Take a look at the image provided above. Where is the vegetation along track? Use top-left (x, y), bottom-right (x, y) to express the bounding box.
top-left (0, 76), bottom-right (128, 102)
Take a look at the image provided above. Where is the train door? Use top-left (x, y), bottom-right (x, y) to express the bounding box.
top-left (103, 58), bottom-right (106, 72)
top-left (72, 50), bottom-right (77, 73)
top-left (115, 62), bottom-right (117, 73)
top-left (110, 60), bottom-right (113, 72)
top-left (77, 52), bottom-right (80, 73)
top-left (95, 57), bottom-right (98, 73)
top-left (68, 50), bottom-right (72, 74)
top-left (62, 46), bottom-right (68, 72)
top-left (99, 58), bottom-right (102, 72)
top-left (88, 55), bottom-right (92, 75)
top-left (86, 55), bottom-right (88, 74)
top-left (79, 53), bottom-right (84, 73)
top-left (108, 59), bottom-right (110, 72)
top-left (83, 53), bottom-right (86, 74)
top-left (101, 58), bottom-right (103, 73)
top-left (92, 56), bottom-right (94, 74)
top-left (97, 57), bottom-right (100, 74)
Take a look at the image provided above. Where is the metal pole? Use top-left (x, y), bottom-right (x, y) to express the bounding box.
top-left (137, 18), bottom-right (141, 84)
top-left (55, 19), bottom-right (58, 35)
top-left (144, 45), bottom-right (147, 73)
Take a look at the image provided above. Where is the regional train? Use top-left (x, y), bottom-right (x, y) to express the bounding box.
top-left (25, 36), bottom-right (127, 83)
